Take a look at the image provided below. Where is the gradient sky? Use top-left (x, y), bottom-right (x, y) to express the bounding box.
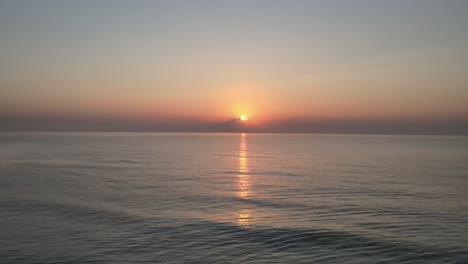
top-left (1, 0), bottom-right (468, 132)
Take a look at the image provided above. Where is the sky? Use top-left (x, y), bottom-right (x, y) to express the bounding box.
top-left (1, 0), bottom-right (468, 133)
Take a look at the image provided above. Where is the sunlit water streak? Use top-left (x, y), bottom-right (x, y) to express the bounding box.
top-left (1, 132), bottom-right (468, 263)
top-left (237, 133), bottom-right (252, 227)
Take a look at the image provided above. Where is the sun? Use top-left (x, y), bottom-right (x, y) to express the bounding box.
top-left (240, 115), bottom-right (247, 121)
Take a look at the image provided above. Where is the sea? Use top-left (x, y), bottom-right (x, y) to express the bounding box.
top-left (1, 132), bottom-right (467, 263)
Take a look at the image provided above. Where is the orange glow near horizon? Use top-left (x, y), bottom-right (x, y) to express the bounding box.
top-left (5, 82), bottom-right (466, 125)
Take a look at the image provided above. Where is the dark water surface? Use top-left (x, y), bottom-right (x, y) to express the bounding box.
top-left (1, 133), bottom-right (467, 263)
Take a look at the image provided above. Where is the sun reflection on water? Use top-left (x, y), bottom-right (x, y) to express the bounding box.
top-left (237, 133), bottom-right (253, 227)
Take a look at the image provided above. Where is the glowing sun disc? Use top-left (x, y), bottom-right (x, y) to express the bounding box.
top-left (240, 115), bottom-right (247, 121)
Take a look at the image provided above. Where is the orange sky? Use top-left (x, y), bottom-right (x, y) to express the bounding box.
top-left (1, 1), bottom-right (468, 132)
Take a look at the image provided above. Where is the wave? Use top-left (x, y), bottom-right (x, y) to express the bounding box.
top-left (2, 199), bottom-right (467, 263)
top-left (181, 220), bottom-right (468, 263)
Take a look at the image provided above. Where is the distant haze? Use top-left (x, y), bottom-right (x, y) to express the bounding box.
top-left (1, 0), bottom-right (468, 134)
top-left (1, 113), bottom-right (467, 135)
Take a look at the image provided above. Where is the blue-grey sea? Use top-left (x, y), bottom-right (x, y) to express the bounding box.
top-left (1, 132), bottom-right (467, 263)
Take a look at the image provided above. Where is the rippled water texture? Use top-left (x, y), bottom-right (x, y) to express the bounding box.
top-left (1, 133), bottom-right (467, 263)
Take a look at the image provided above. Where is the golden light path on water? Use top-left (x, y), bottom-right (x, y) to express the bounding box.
top-left (237, 133), bottom-right (252, 227)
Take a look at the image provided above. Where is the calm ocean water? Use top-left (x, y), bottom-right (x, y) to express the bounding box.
top-left (1, 132), bottom-right (467, 263)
